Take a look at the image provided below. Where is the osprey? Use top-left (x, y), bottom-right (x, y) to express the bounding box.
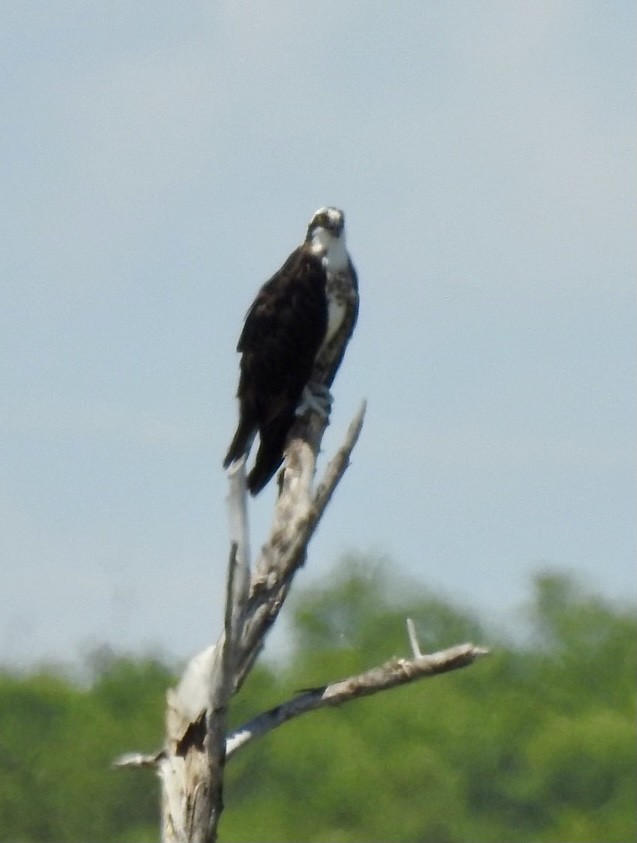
top-left (224, 207), bottom-right (359, 494)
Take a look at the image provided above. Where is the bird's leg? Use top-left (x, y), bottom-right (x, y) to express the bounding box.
top-left (295, 382), bottom-right (333, 419)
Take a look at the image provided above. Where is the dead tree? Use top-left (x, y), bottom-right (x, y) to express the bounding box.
top-left (115, 394), bottom-right (487, 841)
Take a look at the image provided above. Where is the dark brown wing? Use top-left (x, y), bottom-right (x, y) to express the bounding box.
top-left (223, 246), bottom-right (328, 476)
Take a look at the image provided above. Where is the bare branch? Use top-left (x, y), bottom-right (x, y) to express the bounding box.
top-left (115, 375), bottom-right (488, 842)
top-left (314, 399), bottom-right (366, 513)
top-left (406, 617), bottom-right (422, 658)
top-left (113, 750), bottom-right (165, 770)
top-left (226, 642), bottom-right (489, 759)
top-left (148, 405), bottom-right (365, 842)
top-left (225, 457), bottom-right (250, 644)
top-left (234, 402), bottom-right (367, 691)
top-left (112, 613), bottom-right (457, 773)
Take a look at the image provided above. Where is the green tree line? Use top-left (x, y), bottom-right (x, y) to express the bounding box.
top-left (0, 558), bottom-right (635, 842)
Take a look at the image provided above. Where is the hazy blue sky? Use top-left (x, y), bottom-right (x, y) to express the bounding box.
top-left (2, 1), bottom-right (635, 667)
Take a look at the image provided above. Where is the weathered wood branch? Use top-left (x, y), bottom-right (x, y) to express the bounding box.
top-left (116, 638), bottom-right (488, 771)
top-left (233, 401), bottom-right (366, 691)
top-left (225, 641), bottom-right (488, 760)
top-left (133, 398), bottom-right (365, 842)
top-left (115, 392), bottom-right (487, 842)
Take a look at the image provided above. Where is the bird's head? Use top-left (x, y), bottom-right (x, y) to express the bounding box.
top-left (305, 207), bottom-right (345, 246)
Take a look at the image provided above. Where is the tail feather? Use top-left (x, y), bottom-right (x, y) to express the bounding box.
top-left (246, 409), bottom-right (295, 495)
top-left (223, 415), bottom-right (256, 469)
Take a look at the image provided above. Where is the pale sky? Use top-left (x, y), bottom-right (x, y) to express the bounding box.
top-left (2, 1), bottom-right (635, 667)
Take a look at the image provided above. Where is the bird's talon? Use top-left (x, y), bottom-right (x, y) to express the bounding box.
top-left (295, 383), bottom-right (333, 418)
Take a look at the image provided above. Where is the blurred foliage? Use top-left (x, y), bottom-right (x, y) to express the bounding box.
top-left (0, 557), bottom-right (635, 842)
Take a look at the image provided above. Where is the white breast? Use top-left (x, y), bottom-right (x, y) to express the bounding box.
top-left (325, 289), bottom-right (346, 343)
top-left (323, 233), bottom-right (349, 272)
top-left (310, 229), bottom-right (350, 347)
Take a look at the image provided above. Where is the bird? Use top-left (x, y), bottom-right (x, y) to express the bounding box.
top-left (223, 207), bottom-right (359, 495)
